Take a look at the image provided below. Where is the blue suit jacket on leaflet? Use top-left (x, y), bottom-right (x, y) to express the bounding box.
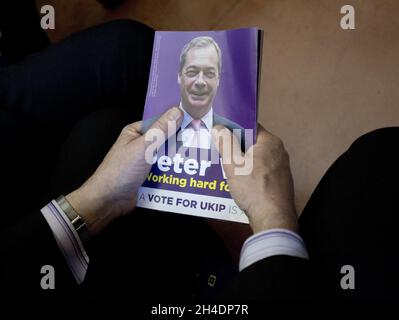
top-left (141, 111), bottom-right (248, 151)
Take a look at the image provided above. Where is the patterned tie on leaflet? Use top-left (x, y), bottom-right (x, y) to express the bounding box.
top-left (190, 119), bottom-right (202, 131)
top-left (189, 119), bottom-right (204, 148)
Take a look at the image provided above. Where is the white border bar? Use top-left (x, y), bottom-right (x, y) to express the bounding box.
top-left (137, 187), bottom-right (249, 224)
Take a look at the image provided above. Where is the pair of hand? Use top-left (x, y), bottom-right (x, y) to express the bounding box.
top-left (67, 107), bottom-right (298, 236)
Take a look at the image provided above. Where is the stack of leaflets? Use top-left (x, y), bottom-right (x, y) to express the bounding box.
top-left (138, 28), bottom-right (263, 223)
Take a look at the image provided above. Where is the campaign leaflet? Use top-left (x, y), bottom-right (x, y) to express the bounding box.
top-left (137, 28), bottom-right (263, 223)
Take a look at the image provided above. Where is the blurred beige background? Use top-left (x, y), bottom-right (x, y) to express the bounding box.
top-left (36, 0), bottom-right (399, 213)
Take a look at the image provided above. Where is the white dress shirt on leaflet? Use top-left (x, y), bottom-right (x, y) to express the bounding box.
top-left (179, 103), bottom-right (213, 149)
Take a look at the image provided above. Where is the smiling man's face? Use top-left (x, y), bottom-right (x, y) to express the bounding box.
top-left (178, 45), bottom-right (220, 119)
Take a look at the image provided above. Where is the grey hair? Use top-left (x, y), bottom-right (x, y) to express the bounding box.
top-left (179, 36), bottom-right (222, 75)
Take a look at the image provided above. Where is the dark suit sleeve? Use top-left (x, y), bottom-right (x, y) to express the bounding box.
top-left (218, 255), bottom-right (316, 300)
top-left (0, 210), bottom-right (77, 297)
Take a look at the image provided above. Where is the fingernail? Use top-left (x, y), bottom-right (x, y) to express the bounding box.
top-left (167, 107), bottom-right (182, 120)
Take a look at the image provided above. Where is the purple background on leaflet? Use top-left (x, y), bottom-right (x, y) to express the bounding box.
top-left (142, 143), bottom-right (231, 198)
top-left (142, 28), bottom-right (258, 130)
top-left (143, 160), bottom-right (231, 198)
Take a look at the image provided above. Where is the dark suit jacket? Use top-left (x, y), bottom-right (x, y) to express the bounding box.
top-left (0, 211), bottom-right (78, 299)
top-left (217, 256), bottom-right (315, 300)
top-left (1, 211), bottom-right (315, 302)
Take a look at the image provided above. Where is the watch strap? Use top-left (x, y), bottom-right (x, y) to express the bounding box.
top-left (56, 195), bottom-right (90, 245)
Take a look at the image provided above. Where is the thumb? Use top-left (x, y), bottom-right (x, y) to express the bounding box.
top-left (211, 124), bottom-right (243, 178)
top-left (145, 107), bottom-right (183, 150)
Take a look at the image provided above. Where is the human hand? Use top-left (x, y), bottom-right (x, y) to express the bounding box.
top-left (212, 124), bottom-right (298, 234)
top-left (66, 107), bottom-right (183, 235)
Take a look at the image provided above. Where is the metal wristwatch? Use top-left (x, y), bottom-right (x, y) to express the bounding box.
top-left (56, 195), bottom-right (90, 245)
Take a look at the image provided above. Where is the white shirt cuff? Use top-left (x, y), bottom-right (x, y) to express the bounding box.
top-left (239, 228), bottom-right (309, 271)
top-left (41, 200), bottom-right (89, 284)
